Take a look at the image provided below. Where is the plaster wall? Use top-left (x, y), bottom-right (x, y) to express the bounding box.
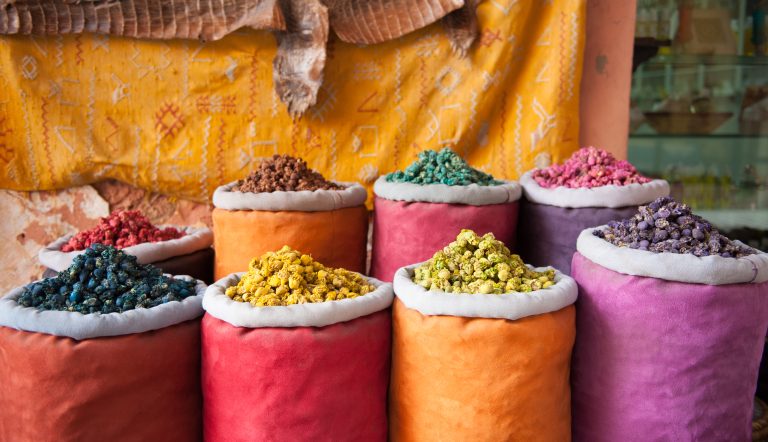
top-left (579, 0), bottom-right (637, 160)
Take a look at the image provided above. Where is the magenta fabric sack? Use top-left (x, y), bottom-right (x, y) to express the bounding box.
top-left (571, 228), bottom-right (768, 442)
top-left (516, 171), bottom-right (669, 275)
top-left (370, 177), bottom-right (522, 282)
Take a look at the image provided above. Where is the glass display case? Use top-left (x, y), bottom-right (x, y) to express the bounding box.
top-left (629, 0), bottom-right (768, 250)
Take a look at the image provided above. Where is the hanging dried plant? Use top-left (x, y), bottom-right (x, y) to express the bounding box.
top-left (0, 0), bottom-right (481, 117)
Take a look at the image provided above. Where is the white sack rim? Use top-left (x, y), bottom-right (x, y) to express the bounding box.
top-left (212, 181), bottom-right (367, 212)
top-left (203, 273), bottom-right (394, 328)
top-left (39, 226), bottom-right (213, 272)
top-left (519, 171), bottom-right (670, 208)
top-left (393, 263), bottom-right (577, 320)
top-left (373, 176), bottom-right (522, 205)
top-left (577, 226), bottom-right (768, 285)
top-left (0, 275), bottom-right (206, 340)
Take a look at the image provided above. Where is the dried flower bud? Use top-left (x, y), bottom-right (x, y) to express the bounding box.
top-left (386, 147), bottom-right (499, 186)
top-left (18, 244), bottom-right (196, 314)
top-left (533, 146), bottom-right (651, 189)
top-left (232, 154), bottom-right (341, 193)
top-left (594, 197), bottom-right (756, 258)
top-left (61, 210), bottom-right (184, 252)
top-left (225, 246), bottom-right (375, 306)
top-left (413, 229), bottom-right (555, 294)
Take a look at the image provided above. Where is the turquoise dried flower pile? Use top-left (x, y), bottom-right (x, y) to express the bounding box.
top-left (386, 147), bottom-right (500, 186)
top-left (18, 244), bottom-right (197, 314)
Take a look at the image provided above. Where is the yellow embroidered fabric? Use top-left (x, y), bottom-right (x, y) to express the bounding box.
top-left (0, 1), bottom-right (585, 204)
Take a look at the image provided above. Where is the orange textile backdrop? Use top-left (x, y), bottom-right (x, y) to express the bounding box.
top-left (0, 1), bottom-right (585, 203)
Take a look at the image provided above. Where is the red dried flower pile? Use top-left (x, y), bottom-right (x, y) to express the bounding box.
top-left (61, 210), bottom-right (184, 252)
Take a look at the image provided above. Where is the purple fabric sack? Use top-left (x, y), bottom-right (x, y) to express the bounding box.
top-left (571, 252), bottom-right (768, 441)
top-left (516, 199), bottom-right (637, 275)
top-left (516, 171), bottom-right (670, 275)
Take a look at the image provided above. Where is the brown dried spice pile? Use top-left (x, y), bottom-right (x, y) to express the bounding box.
top-left (232, 154), bottom-right (342, 193)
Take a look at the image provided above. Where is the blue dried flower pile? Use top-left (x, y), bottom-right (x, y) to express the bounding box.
top-left (18, 244), bottom-right (197, 314)
top-left (386, 147), bottom-right (500, 186)
top-left (594, 197), bottom-right (756, 258)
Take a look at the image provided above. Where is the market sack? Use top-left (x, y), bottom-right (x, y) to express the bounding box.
top-left (517, 171), bottom-right (668, 275)
top-left (201, 262), bottom-right (393, 441)
top-left (38, 211), bottom-right (213, 282)
top-left (371, 177), bottom-right (521, 282)
top-left (571, 228), bottom-right (768, 441)
top-left (516, 147), bottom-right (669, 275)
top-left (40, 229), bottom-right (214, 282)
top-left (0, 251), bottom-right (206, 442)
top-left (389, 230), bottom-right (577, 441)
top-left (212, 181), bottom-right (368, 280)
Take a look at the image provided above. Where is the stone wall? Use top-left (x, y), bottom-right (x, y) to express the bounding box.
top-left (0, 180), bottom-right (211, 293)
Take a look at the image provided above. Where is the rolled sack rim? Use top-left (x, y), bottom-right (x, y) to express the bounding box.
top-left (372, 176), bottom-right (522, 205)
top-left (519, 171), bottom-right (670, 208)
top-left (38, 226), bottom-right (214, 272)
top-left (0, 275), bottom-right (206, 340)
top-left (202, 272), bottom-right (394, 328)
top-left (577, 225), bottom-right (768, 285)
top-left (212, 180), bottom-right (368, 212)
top-left (392, 262), bottom-right (577, 320)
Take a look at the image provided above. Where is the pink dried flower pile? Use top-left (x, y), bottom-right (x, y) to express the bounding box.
top-left (533, 146), bottom-right (651, 189)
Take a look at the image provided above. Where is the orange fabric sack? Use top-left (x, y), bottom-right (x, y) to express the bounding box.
top-left (389, 265), bottom-right (577, 442)
top-left (212, 182), bottom-right (369, 280)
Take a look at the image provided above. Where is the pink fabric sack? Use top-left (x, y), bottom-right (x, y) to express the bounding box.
top-left (571, 228), bottom-right (768, 442)
top-left (370, 177), bottom-right (522, 282)
top-left (201, 273), bottom-right (394, 442)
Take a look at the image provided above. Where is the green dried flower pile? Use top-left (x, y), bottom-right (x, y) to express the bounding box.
top-left (386, 147), bottom-right (500, 186)
top-left (413, 230), bottom-right (555, 294)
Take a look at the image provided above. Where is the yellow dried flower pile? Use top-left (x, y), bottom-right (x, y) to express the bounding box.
top-left (413, 229), bottom-right (556, 294)
top-left (225, 246), bottom-right (376, 306)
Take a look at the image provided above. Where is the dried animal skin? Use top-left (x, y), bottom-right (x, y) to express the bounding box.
top-left (326, 0), bottom-right (463, 44)
top-left (442, 0), bottom-right (480, 56)
top-left (0, 0), bottom-right (286, 40)
top-left (274, 0), bottom-right (328, 118)
top-left (0, 0), bottom-right (482, 116)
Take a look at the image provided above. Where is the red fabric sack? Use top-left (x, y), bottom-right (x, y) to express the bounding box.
top-left (202, 273), bottom-right (394, 442)
top-left (0, 278), bottom-right (206, 442)
top-left (371, 178), bottom-right (521, 282)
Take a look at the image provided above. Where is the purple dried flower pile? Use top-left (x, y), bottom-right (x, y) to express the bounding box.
top-left (594, 197), bottom-right (756, 258)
